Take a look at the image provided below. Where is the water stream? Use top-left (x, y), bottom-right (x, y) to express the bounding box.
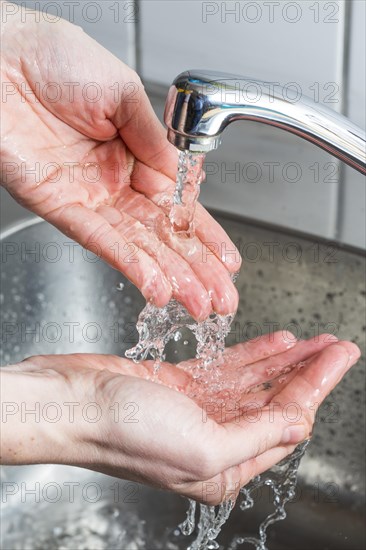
top-left (169, 151), bottom-right (206, 238)
top-left (126, 151), bottom-right (309, 549)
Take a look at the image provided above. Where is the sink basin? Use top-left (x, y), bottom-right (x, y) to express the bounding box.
top-left (1, 214), bottom-right (365, 550)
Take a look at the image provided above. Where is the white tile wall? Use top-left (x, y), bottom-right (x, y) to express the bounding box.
top-left (340, 168), bottom-right (366, 249)
top-left (198, 127), bottom-right (340, 238)
top-left (347, 0), bottom-right (366, 129)
top-left (141, 0), bottom-right (342, 88)
top-left (9, 0), bottom-right (132, 62)
top-left (340, 0), bottom-right (366, 249)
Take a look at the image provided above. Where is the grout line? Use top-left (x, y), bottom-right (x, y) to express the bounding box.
top-left (334, 0), bottom-right (352, 241)
top-left (134, 0), bottom-right (142, 75)
top-left (126, 0), bottom-right (141, 73)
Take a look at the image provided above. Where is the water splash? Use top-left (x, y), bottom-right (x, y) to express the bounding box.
top-left (179, 499), bottom-right (234, 550)
top-left (170, 151), bottom-right (206, 237)
top-left (174, 443), bottom-right (308, 550)
top-left (126, 299), bottom-right (234, 372)
top-left (126, 150), bottom-right (309, 550)
top-left (230, 441), bottom-right (309, 550)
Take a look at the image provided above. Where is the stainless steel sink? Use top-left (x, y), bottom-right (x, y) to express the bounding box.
top-left (1, 214), bottom-right (365, 550)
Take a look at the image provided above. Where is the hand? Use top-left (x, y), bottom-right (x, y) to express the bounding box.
top-left (1, 332), bottom-right (360, 504)
top-left (0, 2), bottom-right (240, 320)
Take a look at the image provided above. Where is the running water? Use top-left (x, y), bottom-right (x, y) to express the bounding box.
top-left (169, 151), bottom-right (206, 237)
top-left (179, 499), bottom-right (235, 550)
top-left (177, 440), bottom-right (309, 550)
top-left (229, 440), bottom-right (309, 550)
top-left (125, 299), bottom-right (234, 372)
top-left (126, 150), bottom-right (309, 550)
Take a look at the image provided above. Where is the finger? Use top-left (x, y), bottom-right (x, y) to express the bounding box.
top-left (184, 443), bottom-right (298, 505)
top-left (192, 203), bottom-right (242, 274)
top-left (238, 340), bottom-right (361, 424)
top-left (211, 342), bottom-right (359, 471)
top-left (166, 232), bottom-right (239, 315)
top-left (112, 76), bottom-right (178, 180)
top-left (183, 334), bottom-right (335, 408)
top-left (235, 335), bottom-right (345, 409)
top-left (230, 443), bottom-right (300, 502)
top-left (45, 203), bottom-right (172, 307)
top-left (223, 330), bottom-right (298, 366)
top-left (115, 186), bottom-right (239, 315)
top-left (178, 331), bottom-right (298, 375)
top-left (275, 341), bottom-right (361, 416)
top-left (96, 202), bottom-right (212, 321)
top-left (130, 163), bottom-right (242, 273)
top-left (234, 333), bottom-right (340, 396)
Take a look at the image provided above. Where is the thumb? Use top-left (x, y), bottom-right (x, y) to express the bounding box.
top-left (111, 69), bottom-right (178, 180)
top-left (19, 15), bottom-right (178, 180)
top-left (218, 408), bottom-right (309, 470)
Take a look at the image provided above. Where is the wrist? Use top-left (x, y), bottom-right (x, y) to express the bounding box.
top-left (0, 366), bottom-right (82, 465)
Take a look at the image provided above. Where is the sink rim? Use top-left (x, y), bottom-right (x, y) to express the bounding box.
top-left (1, 211), bottom-right (365, 258)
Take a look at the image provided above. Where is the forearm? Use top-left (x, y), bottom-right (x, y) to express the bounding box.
top-left (1, 1), bottom-right (54, 189)
top-left (0, 366), bottom-right (78, 465)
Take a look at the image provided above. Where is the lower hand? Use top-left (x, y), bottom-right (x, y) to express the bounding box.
top-left (1, 332), bottom-right (360, 504)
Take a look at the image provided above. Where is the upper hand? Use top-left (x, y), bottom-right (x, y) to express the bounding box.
top-left (0, 2), bottom-right (240, 320)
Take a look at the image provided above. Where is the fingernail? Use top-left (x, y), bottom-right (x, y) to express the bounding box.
top-left (325, 334), bottom-right (339, 343)
top-left (282, 330), bottom-right (298, 345)
top-left (347, 344), bottom-right (361, 364)
top-left (282, 424), bottom-right (308, 445)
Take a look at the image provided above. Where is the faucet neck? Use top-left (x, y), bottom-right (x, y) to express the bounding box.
top-left (164, 70), bottom-right (366, 175)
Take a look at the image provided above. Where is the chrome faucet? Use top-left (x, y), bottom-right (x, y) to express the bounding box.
top-left (164, 70), bottom-right (366, 175)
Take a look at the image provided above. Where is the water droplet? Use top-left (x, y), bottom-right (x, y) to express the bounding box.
top-left (174, 331), bottom-right (182, 342)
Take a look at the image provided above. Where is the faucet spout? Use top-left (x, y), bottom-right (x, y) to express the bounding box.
top-left (164, 70), bottom-right (366, 175)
